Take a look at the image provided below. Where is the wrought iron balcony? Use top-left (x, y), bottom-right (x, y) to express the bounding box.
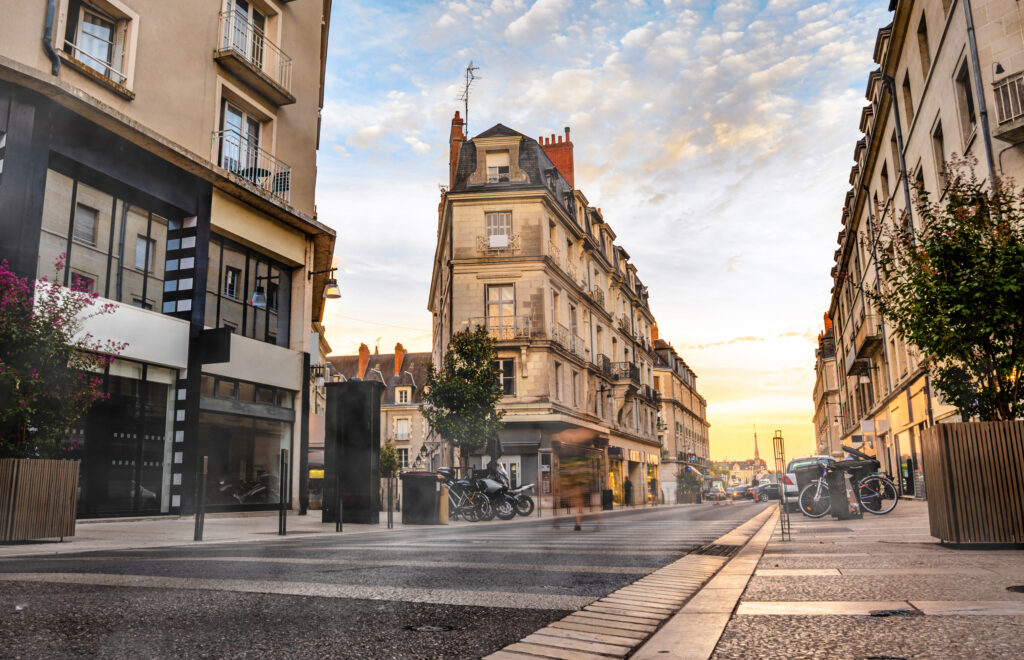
top-left (550, 322), bottom-right (570, 347)
top-left (476, 233), bottom-right (521, 253)
top-left (590, 286), bottom-right (605, 307)
top-left (469, 316), bottom-right (532, 341)
top-left (854, 313), bottom-right (883, 357)
top-left (215, 11), bottom-right (295, 106)
top-left (212, 130), bottom-right (292, 203)
top-left (617, 315), bottom-right (631, 333)
top-left (610, 362), bottom-right (640, 384)
top-left (597, 353), bottom-right (611, 376)
top-left (571, 335), bottom-right (590, 361)
top-left (993, 71), bottom-right (1024, 142)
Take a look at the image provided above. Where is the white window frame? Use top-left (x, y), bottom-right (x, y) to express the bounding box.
top-left (395, 418), bottom-right (411, 441)
top-left (485, 211), bottom-right (513, 249)
top-left (135, 234), bottom-right (155, 272)
top-left (397, 448), bottom-right (409, 469)
top-left (396, 387), bottom-right (411, 404)
top-left (486, 151), bottom-right (510, 183)
top-left (224, 266), bottom-right (241, 299)
top-left (61, 0), bottom-right (138, 88)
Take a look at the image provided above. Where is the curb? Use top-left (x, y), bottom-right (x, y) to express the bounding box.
top-left (632, 506), bottom-right (779, 659)
top-left (484, 505), bottom-right (777, 660)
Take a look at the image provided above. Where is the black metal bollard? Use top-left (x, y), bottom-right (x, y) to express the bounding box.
top-left (194, 456), bottom-right (207, 542)
top-left (279, 449), bottom-right (288, 536)
top-left (387, 476), bottom-right (394, 529)
top-left (335, 473), bottom-right (343, 533)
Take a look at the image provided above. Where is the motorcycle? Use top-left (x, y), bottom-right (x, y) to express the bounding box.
top-left (490, 464), bottom-right (535, 517)
top-left (479, 467), bottom-right (517, 521)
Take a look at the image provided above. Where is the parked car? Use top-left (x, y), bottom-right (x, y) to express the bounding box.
top-left (705, 486), bottom-right (726, 501)
top-left (754, 483), bottom-right (780, 502)
top-left (783, 456), bottom-right (834, 501)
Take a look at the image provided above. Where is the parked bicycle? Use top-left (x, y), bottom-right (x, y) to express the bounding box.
top-left (798, 447), bottom-right (899, 518)
top-left (437, 468), bottom-right (492, 522)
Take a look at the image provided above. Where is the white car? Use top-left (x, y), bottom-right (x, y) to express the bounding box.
top-left (783, 456), bottom-right (834, 503)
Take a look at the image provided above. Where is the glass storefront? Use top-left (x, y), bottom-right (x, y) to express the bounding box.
top-left (198, 410), bottom-right (292, 509)
top-left (69, 359), bottom-right (176, 517)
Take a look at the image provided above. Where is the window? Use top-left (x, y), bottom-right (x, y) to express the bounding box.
top-left (932, 121), bottom-right (946, 188)
top-left (955, 61), bottom-right (977, 142)
top-left (71, 271), bottom-right (95, 292)
top-left (131, 298), bottom-right (152, 311)
top-left (485, 211), bottom-right (512, 248)
top-left (219, 100), bottom-right (261, 176)
top-left (135, 235), bottom-right (155, 272)
top-left (224, 267), bottom-right (241, 299)
top-left (63, 1), bottom-right (128, 85)
top-left (224, 0), bottom-right (267, 66)
top-left (901, 75), bottom-right (914, 126)
top-left (396, 387), bottom-right (410, 404)
top-left (486, 151), bottom-right (510, 182)
top-left (572, 370), bottom-right (580, 407)
top-left (554, 361), bottom-right (562, 400)
top-left (880, 162), bottom-right (890, 202)
top-left (485, 284), bottom-right (515, 329)
top-left (74, 204), bottom-right (97, 245)
top-left (395, 418), bottom-right (410, 440)
top-left (917, 16), bottom-right (930, 76)
top-left (398, 448), bottom-right (409, 469)
top-left (494, 359), bottom-right (515, 396)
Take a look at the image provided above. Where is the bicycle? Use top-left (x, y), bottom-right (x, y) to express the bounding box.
top-left (798, 467), bottom-right (899, 518)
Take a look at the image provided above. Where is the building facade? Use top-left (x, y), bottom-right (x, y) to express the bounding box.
top-left (812, 315), bottom-right (842, 458)
top-left (653, 335), bottom-right (711, 502)
top-left (327, 344), bottom-right (435, 474)
top-left (821, 0), bottom-right (1024, 496)
top-left (0, 0), bottom-right (335, 516)
top-left (429, 115), bottom-right (663, 507)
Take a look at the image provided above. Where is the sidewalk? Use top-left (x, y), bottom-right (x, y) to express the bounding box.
top-left (0, 501), bottom-right (693, 559)
top-left (637, 500), bottom-right (1024, 660)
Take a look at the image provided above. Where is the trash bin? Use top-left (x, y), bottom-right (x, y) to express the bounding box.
top-left (793, 461), bottom-right (829, 495)
top-left (601, 489), bottom-right (613, 510)
top-left (401, 471), bottom-right (441, 524)
top-left (826, 464), bottom-right (863, 520)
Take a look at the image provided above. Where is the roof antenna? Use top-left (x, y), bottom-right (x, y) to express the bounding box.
top-left (458, 61), bottom-right (480, 136)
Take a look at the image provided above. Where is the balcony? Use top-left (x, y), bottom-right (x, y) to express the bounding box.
top-left (469, 316), bottom-right (532, 341)
top-left (215, 11), bottom-right (295, 106)
top-left (596, 353), bottom-right (611, 376)
top-left (565, 261), bottom-right (579, 283)
top-left (610, 362), bottom-right (640, 384)
top-left (212, 130), bottom-right (292, 203)
top-left (617, 315), bottom-right (631, 334)
top-left (476, 233), bottom-right (521, 254)
top-left (547, 241), bottom-right (562, 264)
top-left (854, 313), bottom-right (883, 357)
top-left (845, 344), bottom-right (872, 377)
top-left (550, 322), bottom-right (570, 348)
top-left (993, 72), bottom-right (1024, 142)
top-left (571, 335), bottom-right (590, 361)
top-left (590, 286), bottom-right (605, 308)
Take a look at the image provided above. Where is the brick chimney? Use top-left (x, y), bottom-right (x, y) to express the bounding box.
top-left (651, 323), bottom-right (659, 342)
top-left (357, 342), bottom-right (370, 379)
top-left (540, 126), bottom-right (574, 188)
top-left (449, 111), bottom-right (465, 189)
top-left (823, 312), bottom-right (833, 333)
top-left (394, 342), bottom-right (407, 375)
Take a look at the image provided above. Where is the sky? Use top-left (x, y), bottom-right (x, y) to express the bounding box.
top-left (315, 0), bottom-right (890, 461)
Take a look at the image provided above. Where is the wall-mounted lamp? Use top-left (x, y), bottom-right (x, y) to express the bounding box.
top-left (250, 274), bottom-right (279, 309)
top-left (308, 267), bottom-right (341, 300)
top-left (309, 363), bottom-right (325, 387)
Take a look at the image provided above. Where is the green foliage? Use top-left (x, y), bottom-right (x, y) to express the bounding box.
top-left (0, 257), bottom-right (124, 458)
top-left (868, 157), bottom-right (1024, 421)
top-left (420, 326), bottom-right (505, 466)
top-left (380, 442), bottom-right (399, 478)
top-left (677, 467), bottom-right (703, 493)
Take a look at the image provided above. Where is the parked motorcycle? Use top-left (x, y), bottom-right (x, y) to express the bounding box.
top-left (492, 465), bottom-right (535, 517)
top-left (479, 467), bottom-right (517, 521)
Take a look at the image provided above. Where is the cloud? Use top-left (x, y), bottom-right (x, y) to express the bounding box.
top-left (505, 0), bottom-right (570, 42)
top-left (726, 252), bottom-right (746, 272)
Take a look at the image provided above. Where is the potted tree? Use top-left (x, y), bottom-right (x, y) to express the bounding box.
top-left (0, 256), bottom-right (123, 542)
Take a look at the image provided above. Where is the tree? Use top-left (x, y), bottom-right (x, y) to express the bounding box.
top-left (0, 256), bottom-right (124, 458)
top-left (420, 326), bottom-right (505, 468)
top-left (380, 442), bottom-right (399, 478)
top-left (677, 467), bottom-right (703, 494)
top-left (869, 157), bottom-right (1024, 421)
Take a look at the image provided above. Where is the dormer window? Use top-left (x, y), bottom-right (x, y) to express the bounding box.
top-left (396, 387), bottom-right (411, 404)
top-left (486, 151), bottom-right (510, 183)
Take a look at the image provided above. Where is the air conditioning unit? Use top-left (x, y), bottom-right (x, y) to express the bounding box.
top-left (489, 234), bottom-right (509, 249)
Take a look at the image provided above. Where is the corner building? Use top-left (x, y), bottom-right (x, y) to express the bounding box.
top-left (0, 0), bottom-right (335, 516)
top-left (429, 114), bottom-right (663, 507)
top-left (821, 0), bottom-right (1024, 496)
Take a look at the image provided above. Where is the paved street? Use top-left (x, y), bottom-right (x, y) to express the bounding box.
top-left (0, 502), bottom-right (766, 659)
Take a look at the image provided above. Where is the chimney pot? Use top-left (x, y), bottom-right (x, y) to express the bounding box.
top-left (565, 127), bottom-right (570, 140)
top-left (557, 135), bottom-right (563, 143)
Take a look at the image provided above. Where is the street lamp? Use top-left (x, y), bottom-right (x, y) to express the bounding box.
top-left (308, 267), bottom-right (341, 300)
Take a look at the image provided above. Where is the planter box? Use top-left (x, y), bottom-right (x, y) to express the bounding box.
top-left (677, 492), bottom-right (701, 504)
top-left (0, 458), bottom-right (80, 542)
top-left (922, 421), bottom-right (1024, 545)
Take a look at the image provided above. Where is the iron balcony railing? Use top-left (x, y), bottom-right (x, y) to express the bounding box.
top-left (218, 11), bottom-right (293, 93)
top-left (550, 322), bottom-right (570, 348)
top-left (617, 315), bottom-right (631, 333)
top-left (610, 362), bottom-right (640, 384)
top-left (394, 432), bottom-right (411, 441)
top-left (597, 353), bottom-right (611, 376)
top-left (571, 335), bottom-right (590, 361)
top-left (469, 316), bottom-right (532, 341)
top-left (590, 287), bottom-right (605, 307)
top-left (994, 72), bottom-right (1024, 125)
top-left (63, 40), bottom-right (127, 86)
top-left (476, 234), bottom-right (521, 253)
top-left (212, 129), bottom-right (292, 203)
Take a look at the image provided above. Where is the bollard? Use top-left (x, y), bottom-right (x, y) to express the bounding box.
top-left (193, 456), bottom-right (207, 542)
top-left (279, 449), bottom-right (288, 536)
top-left (335, 473), bottom-right (343, 533)
top-left (386, 476), bottom-right (394, 529)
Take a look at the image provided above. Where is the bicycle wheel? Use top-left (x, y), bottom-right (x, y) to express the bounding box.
top-left (798, 481), bottom-right (831, 518)
top-left (858, 475), bottom-right (898, 515)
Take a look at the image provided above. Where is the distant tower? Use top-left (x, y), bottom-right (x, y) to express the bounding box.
top-left (753, 425), bottom-right (761, 465)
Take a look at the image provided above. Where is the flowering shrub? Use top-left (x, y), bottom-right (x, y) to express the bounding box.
top-left (0, 256), bottom-right (125, 458)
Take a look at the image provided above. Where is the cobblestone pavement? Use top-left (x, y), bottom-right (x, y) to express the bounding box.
top-left (711, 500), bottom-right (1024, 660)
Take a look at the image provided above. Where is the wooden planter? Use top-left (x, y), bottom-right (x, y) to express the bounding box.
top-left (0, 458), bottom-right (80, 542)
top-left (922, 421), bottom-right (1024, 545)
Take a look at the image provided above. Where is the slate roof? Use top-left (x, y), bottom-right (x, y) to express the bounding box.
top-left (450, 123), bottom-right (575, 216)
top-left (326, 352), bottom-right (432, 405)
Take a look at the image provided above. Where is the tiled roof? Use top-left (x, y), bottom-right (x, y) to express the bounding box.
top-left (326, 352), bottom-right (432, 405)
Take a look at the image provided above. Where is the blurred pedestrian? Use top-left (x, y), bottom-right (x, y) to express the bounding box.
top-left (623, 477), bottom-right (633, 507)
top-left (649, 476), bottom-right (658, 505)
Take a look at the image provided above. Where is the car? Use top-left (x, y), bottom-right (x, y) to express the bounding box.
top-left (726, 486), bottom-right (748, 500)
top-left (783, 456), bottom-right (834, 501)
top-left (704, 487), bottom-right (726, 501)
top-left (753, 483), bottom-right (780, 502)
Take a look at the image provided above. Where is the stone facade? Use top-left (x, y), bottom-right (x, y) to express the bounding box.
top-left (813, 318), bottom-right (842, 458)
top-left (653, 336), bottom-right (711, 502)
top-left (821, 0), bottom-right (1024, 497)
top-left (429, 117), bottom-right (664, 506)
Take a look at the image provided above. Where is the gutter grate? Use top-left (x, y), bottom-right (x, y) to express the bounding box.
top-left (689, 543), bottom-right (742, 558)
